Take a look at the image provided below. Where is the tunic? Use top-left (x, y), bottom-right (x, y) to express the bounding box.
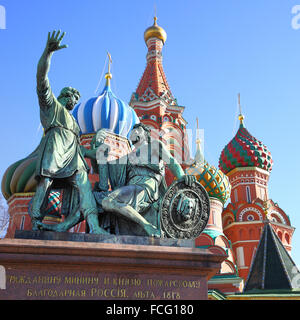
top-left (35, 79), bottom-right (89, 179)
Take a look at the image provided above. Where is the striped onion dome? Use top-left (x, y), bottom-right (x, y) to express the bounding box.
top-left (185, 141), bottom-right (231, 204)
top-left (72, 80), bottom-right (140, 137)
top-left (219, 121), bottom-right (273, 175)
top-left (1, 74), bottom-right (140, 200)
top-left (1, 148), bottom-right (38, 200)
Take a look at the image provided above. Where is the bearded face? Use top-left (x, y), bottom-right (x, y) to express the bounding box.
top-left (177, 195), bottom-right (196, 222)
top-left (58, 88), bottom-right (80, 111)
top-left (129, 126), bottom-right (147, 146)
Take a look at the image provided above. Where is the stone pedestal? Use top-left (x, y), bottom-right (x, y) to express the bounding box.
top-left (0, 231), bottom-right (227, 300)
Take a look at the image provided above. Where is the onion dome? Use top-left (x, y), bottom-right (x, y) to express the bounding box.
top-left (186, 162), bottom-right (231, 204)
top-left (72, 65), bottom-right (139, 137)
top-left (219, 110), bottom-right (273, 175)
top-left (1, 148), bottom-right (38, 200)
top-left (144, 16), bottom-right (167, 44)
top-left (185, 124), bottom-right (231, 204)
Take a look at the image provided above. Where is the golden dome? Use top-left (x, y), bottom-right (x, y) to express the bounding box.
top-left (144, 17), bottom-right (167, 44)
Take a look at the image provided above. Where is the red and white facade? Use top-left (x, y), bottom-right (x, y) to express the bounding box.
top-left (222, 166), bottom-right (294, 282)
top-left (129, 33), bottom-right (190, 185)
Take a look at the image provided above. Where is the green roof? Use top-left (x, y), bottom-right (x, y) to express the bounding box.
top-left (244, 222), bottom-right (300, 292)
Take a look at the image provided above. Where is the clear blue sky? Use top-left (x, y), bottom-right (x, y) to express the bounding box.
top-left (0, 0), bottom-right (300, 265)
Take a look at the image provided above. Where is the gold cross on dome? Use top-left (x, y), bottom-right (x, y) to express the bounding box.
top-left (107, 52), bottom-right (112, 74)
top-left (238, 93), bottom-right (244, 125)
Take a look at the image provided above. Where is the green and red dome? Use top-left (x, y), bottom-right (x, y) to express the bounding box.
top-left (219, 122), bottom-right (273, 174)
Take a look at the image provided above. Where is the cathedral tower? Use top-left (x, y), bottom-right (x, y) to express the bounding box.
top-left (219, 95), bottom-right (294, 282)
top-left (129, 17), bottom-right (190, 184)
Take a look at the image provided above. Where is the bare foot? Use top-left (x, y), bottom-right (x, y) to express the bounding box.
top-left (89, 227), bottom-right (110, 235)
top-left (35, 221), bottom-right (59, 232)
top-left (144, 223), bottom-right (161, 238)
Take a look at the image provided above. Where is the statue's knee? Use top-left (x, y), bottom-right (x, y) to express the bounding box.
top-left (102, 197), bottom-right (113, 211)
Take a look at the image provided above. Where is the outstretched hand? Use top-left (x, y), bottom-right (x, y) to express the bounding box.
top-left (45, 30), bottom-right (68, 54)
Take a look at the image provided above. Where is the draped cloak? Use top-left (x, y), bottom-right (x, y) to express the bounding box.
top-left (35, 79), bottom-right (89, 180)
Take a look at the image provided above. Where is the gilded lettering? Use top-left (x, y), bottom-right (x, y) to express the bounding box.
top-left (133, 290), bottom-right (155, 299)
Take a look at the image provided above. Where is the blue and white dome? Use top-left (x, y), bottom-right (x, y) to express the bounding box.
top-left (73, 82), bottom-right (139, 138)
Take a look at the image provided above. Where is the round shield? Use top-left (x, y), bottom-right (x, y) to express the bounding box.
top-left (159, 179), bottom-right (210, 239)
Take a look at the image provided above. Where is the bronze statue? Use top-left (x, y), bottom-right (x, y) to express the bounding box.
top-left (29, 30), bottom-right (108, 235)
top-left (32, 32), bottom-right (210, 239)
top-left (94, 123), bottom-right (196, 237)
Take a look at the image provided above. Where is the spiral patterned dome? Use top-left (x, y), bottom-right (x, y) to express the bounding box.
top-left (72, 82), bottom-right (140, 137)
top-left (219, 122), bottom-right (273, 174)
top-left (185, 142), bottom-right (231, 204)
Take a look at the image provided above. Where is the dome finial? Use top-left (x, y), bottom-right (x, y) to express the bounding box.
top-left (144, 15), bottom-right (167, 44)
top-left (196, 117), bottom-right (201, 146)
top-left (195, 117), bottom-right (204, 164)
top-left (105, 51), bottom-right (112, 87)
top-left (238, 93), bottom-right (245, 127)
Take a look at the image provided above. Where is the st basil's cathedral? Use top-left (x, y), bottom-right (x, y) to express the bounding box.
top-left (2, 17), bottom-right (300, 299)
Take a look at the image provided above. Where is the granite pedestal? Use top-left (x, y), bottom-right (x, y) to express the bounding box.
top-left (0, 230), bottom-right (227, 300)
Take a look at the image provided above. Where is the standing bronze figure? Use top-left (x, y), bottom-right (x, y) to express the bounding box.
top-left (29, 31), bottom-right (108, 234)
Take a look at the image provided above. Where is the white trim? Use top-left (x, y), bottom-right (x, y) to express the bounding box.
top-left (267, 210), bottom-right (286, 224)
top-left (227, 166), bottom-right (270, 177)
top-left (8, 196), bottom-right (34, 206)
top-left (131, 99), bottom-right (185, 115)
top-left (231, 240), bottom-right (259, 245)
top-left (239, 207), bottom-right (263, 221)
top-left (208, 277), bottom-right (244, 286)
top-left (223, 221), bottom-right (261, 231)
top-left (231, 180), bottom-right (267, 188)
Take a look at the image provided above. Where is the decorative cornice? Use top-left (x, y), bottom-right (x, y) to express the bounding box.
top-left (227, 166), bottom-right (270, 178)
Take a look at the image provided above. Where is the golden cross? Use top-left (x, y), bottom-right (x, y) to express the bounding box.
top-left (107, 52), bottom-right (112, 74)
top-left (238, 93), bottom-right (245, 124)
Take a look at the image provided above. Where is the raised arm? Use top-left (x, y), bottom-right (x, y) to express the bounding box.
top-left (37, 31), bottom-right (68, 98)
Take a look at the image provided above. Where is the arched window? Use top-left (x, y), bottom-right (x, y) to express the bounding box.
top-left (236, 247), bottom-right (245, 267)
top-left (234, 189), bottom-right (238, 202)
top-left (246, 186), bottom-right (251, 203)
top-left (249, 228), bottom-right (254, 239)
top-left (285, 233), bottom-right (290, 244)
top-left (20, 216), bottom-right (25, 230)
top-left (239, 229), bottom-right (245, 240)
